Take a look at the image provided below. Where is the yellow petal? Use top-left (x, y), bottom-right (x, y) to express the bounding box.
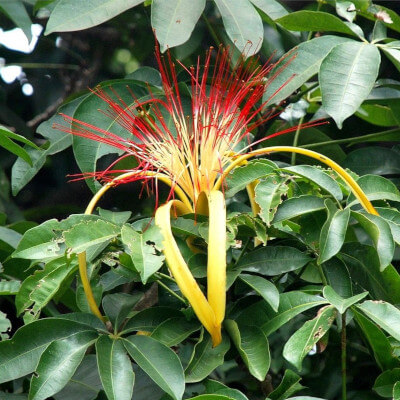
top-left (207, 190), bottom-right (227, 326)
top-left (155, 200), bottom-right (221, 345)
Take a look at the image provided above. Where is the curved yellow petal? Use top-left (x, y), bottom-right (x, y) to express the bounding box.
top-left (155, 200), bottom-right (221, 346)
top-left (207, 190), bottom-right (227, 326)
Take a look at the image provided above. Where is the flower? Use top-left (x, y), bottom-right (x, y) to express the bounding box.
top-left (59, 45), bottom-right (377, 347)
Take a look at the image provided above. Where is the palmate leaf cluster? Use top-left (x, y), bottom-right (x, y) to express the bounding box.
top-left (0, 0), bottom-right (400, 399)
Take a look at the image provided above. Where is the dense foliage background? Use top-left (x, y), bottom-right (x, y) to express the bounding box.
top-left (1, 1), bottom-right (400, 400)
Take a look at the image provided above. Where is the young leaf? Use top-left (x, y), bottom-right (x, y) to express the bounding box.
top-left (185, 332), bottom-right (230, 383)
top-left (225, 320), bottom-right (270, 381)
top-left (318, 201), bottom-right (350, 265)
top-left (322, 285), bottom-right (368, 314)
top-left (151, 0), bottom-right (205, 51)
top-left (283, 306), bottom-right (336, 370)
top-left (96, 336), bottom-right (134, 400)
top-left (319, 42), bottom-right (381, 128)
top-left (123, 335), bottom-right (185, 400)
top-left (29, 331), bottom-right (98, 400)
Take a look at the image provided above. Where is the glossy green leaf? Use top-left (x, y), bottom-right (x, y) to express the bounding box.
top-left (353, 308), bottom-right (399, 371)
top-left (273, 196), bottom-right (325, 224)
top-left (322, 285), bottom-right (367, 314)
top-left (64, 219), bottom-right (120, 254)
top-left (319, 42), bottom-right (381, 128)
top-left (225, 320), bottom-right (270, 381)
top-left (29, 331), bottom-right (98, 400)
top-left (123, 335), bottom-right (184, 400)
top-left (237, 246), bottom-right (311, 276)
top-left (0, 129), bottom-right (35, 166)
top-left (0, 319), bottom-right (97, 383)
top-left (45, 0), bottom-right (144, 34)
top-left (281, 165), bottom-right (343, 201)
top-left (352, 211), bottom-right (395, 270)
top-left (357, 300), bottom-right (400, 342)
top-left (318, 201), bottom-right (350, 265)
top-left (356, 104), bottom-right (398, 127)
top-left (322, 257), bottom-right (352, 298)
top-left (151, 317), bottom-right (200, 346)
top-left (239, 274), bottom-right (279, 311)
top-left (340, 243), bottom-right (400, 303)
top-left (225, 160), bottom-right (277, 198)
top-left (268, 369), bottom-right (304, 400)
top-left (262, 291), bottom-right (328, 336)
top-left (98, 208), bottom-right (132, 225)
top-left (204, 380), bottom-right (249, 400)
top-left (394, 381), bottom-right (400, 400)
top-left (376, 207), bottom-right (400, 245)
top-left (0, 0), bottom-right (32, 40)
top-left (0, 280), bottom-right (20, 295)
top-left (151, 0), bottom-right (205, 52)
top-left (102, 293), bottom-right (142, 332)
top-left (276, 10), bottom-right (357, 36)
top-left (373, 369), bottom-right (400, 397)
top-left (228, 214), bottom-right (267, 245)
top-left (96, 336), bottom-right (134, 400)
top-left (254, 175), bottom-right (289, 226)
top-left (347, 174), bottom-right (400, 207)
top-left (16, 257), bottom-right (76, 322)
top-left (264, 36), bottom-right (351, 106)
top-left (214, 0), bottom-right (263, 55)
top-left (0, 226), bottom-right (21, 249)
top-left (121, 224), bottom-right (164, 283)
top-left (185, 332), bottom-right (230, 383)
top-left (121, 307), bottom-right (180, 334)
top-left (283, 306), bottom-right (336, 370)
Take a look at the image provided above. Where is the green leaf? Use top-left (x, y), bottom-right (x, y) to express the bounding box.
top-left (102, 293), bottom-right (142, 332)
top-left (12, 219), bottom-right (62, 260)
top-left (187, 396), bottom-right (235, 400)
top-left (11, 96), bottom-right (83, 195)
top-left (0, 319), bottom-right (97, 383)
top-left (283, 306), bottom-right (336, 371)
top-left (340, 243), bottom-right (400, 303)
top-left (322, 257), bottom-right (352, 298)
top-left (353, 308), bottom-right (399, 371)
top-left (237, 246), bottom-right (311, 276)
top-left (356, 104), bottom-right (398, 127)
top-left (29, 331), bottom-right (98, 400)
top-left (123, 335), bottom-right (185, 400)
top-left (185, 332), bottom-right (230, 383)
top-left (272, 196), bottom-right (325, 224)
top-left (16, 257), bottom-right (76, 322)
top-left (0, 280), bottom-right (20, 295)
top-left (121, 307), bottom-right (180, 334)
top-left (352, 211), bottom-right (395, 270)
top-left (151, 317), bottom-right (200, 346)
top-left (121, 224), bottom-right (164, 283)
top-left (356, 300), bottom-right (400, 342)
top-left (96, 336), bottom-right (134, 400)
top-left (276, 10), bottom-right (357, 36)
top-left (0, 311), bottom-right (11, 340)
top-left (45, 0), bottom-right (144, 34)
top-left (225, 160), bottom-right (277, 198)
top-left (264, 36), bottom-right (351, 106)
top-left (227, 214), bottom-right (267, 245)
top-left (151, 0), bottom-right (205, 52)
top-left (319, 42), bottom-right (381, 128)
top-left (53, 355), bottom-right (102, 400)
top-left (64, 219), bottom-right (120, 254)
top-left (204, 380), bottom-right (249, 400)
top-left (322, 285), bottom-right (368, 314)
top-left (394, 381), bottom-right (400, 400)
top-left (0, 0), bottom-right (32, 41)
top-left (249, 0), bottom-right (288, 19)
top-left (262, 291), bottom-right (328, 336)
top-left (239, 274), bottom-right (279, 311)
top-left (254, 175), bottom-right (289, 226)
top-left (382, 47), bottom-right (400, 74)
top-left (268, 369), bottom-right (304, 400)
top-left (347, 174), bottom-right (400, 206)
top-left (0, 130), bottom-right (34, 166)
top-left (373, 369), bottom-right (400, 397)
top-left (376, 207), bottom-right (400, 245)
top-left (214, 0), bottom-right (263, 55)
top-left (0, 226), bottom-right (22, 249)
top-left (318, 201), bottom-right (350, 265)
top-left (225, 320), bottom-right (270, 381)
top-left (281, 165), bottom-right (343, 201)
top-left (98, 208), bottom-right (132, 225)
